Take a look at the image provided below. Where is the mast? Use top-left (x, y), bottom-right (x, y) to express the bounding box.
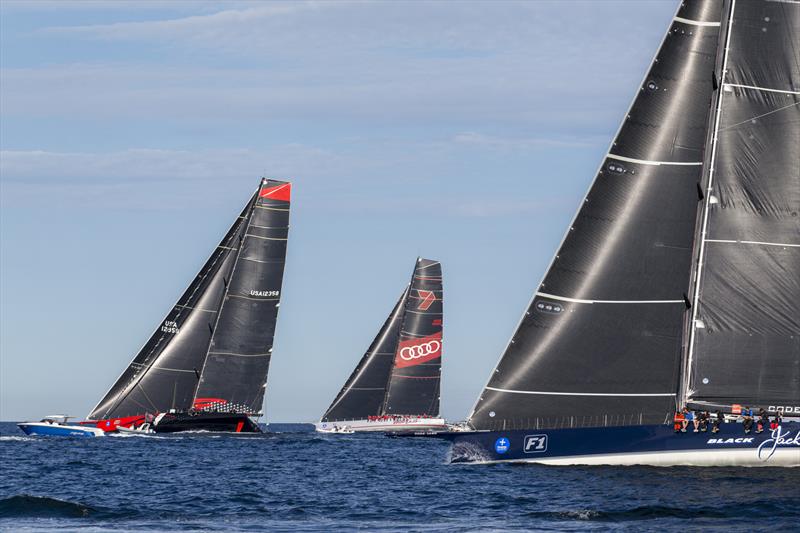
top-left (382, 258), bottom-right (443, 417)
top-left (468, 0), bottom-right (725, 431)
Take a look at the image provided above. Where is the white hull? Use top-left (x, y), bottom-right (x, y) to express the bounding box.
top-left (315, 417), bottom-right (447, 433)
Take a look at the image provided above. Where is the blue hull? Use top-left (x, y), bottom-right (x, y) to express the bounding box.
top-left (17, 423), bottom-right (102, 438)
top-left (450, 422), bottom-right (800, 466)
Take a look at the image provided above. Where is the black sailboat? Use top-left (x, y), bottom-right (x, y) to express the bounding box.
top-left (316, 258), bottom-right (447, 432)
top-left (451, 0), bottom-right (799, 465)
top-left (87, 178), bottom-right (291, 433)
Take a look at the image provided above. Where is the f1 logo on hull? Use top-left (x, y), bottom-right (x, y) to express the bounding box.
top-left (523, 434), bottom-right (548, 453)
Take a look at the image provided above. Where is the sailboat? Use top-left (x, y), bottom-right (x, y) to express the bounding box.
top-left (450, 0), bottom-right (799, 466)
top-left (84, 178), bottom-right (291, 433)
top-left (316, 258), bottom-right (447, 433)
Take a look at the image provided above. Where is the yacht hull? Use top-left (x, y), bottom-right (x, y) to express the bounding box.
top-left (316, 417), bottom-right (447, 433)
top-left (449, 422), bottom-right (800, 467)
top-left (153, 412), bottom-right (261, 434)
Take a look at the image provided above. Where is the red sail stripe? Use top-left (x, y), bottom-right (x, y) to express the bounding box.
top-left (259, 183), bottom-right (291, 202)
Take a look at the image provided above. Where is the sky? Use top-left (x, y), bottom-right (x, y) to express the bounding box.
top-left (0, 0), bottom-right (678, 422)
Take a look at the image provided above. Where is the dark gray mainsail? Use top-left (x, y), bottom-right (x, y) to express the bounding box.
top-left (686, 0), bottom-right (800, 412)
top-left (89, 179), bottom-right (291, 420)
top-left (383, 258), bottom-right (443, 417)
top-left (193, 180), bottom-right (291, 414)
top-left (469, 0), bottom-right (724, 431)
top-left (321, 287), bottom-right (410, 422)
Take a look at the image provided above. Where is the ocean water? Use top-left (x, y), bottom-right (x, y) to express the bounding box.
top-left (1, 422), bottom-right (798, 532)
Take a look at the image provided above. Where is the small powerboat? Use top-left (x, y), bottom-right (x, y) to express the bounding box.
top-left (116, 423), bottom-right (155, 435)
top-left (17, 415), bottom-right (105, 437)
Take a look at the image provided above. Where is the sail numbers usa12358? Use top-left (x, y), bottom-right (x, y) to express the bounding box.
top-left (250, 290), bottom-right (279, 297)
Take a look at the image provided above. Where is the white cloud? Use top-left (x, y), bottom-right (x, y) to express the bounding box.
top-left (452, 131), bottom-right (601, 150)
top-left (2, 2), bottom-right (674, 131)
top-left (0, 145), bottom-right (349, 181)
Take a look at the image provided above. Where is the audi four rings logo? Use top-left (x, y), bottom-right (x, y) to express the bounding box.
top-left (399, 340), bottom-right (441, 361)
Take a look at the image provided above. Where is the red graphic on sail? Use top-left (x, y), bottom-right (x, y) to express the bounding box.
top-left (193, 397), bottom-right (228, 411)
top-left (259, 183), bottom-right (291, 202)
top-left (416, 290), bottom-right (436, 311)
top-left (395, 331), bottom-right (442, 368)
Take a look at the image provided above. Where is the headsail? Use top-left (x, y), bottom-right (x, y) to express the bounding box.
top-left (383, 258), bottom-right (443, 417)
top-left (469, 0), bottom-right (724, 431)
top-left (321, 287), bottom-right (410, 422)
top-left (193, 180), bottom-right (291, 414)
top-left (686, 0), bottom-right (800, 412)
top-left (89, 179), bottom-right (290, 420)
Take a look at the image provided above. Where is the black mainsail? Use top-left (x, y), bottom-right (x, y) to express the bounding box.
top-left (685, 0), bottom-right (800, 413)
top-left (469, 0), bottom-right (724, 431)
top-left (383, 258), bottom-right (443, 417)
top-left (321, 258), bottom-right (443, 424)
top-left (88, 179), bottom-right (291, 422)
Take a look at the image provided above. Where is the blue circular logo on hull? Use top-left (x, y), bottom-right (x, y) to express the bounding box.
top-left (494, 437), bottom-right (510, 454)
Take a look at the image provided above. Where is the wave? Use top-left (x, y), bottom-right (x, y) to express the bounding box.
top-left (526, 501), bottom-right (800, 522)
top-left (0, 495), bottom-right (95, 519)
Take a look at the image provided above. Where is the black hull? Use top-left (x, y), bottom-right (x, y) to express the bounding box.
top-left (153, 412), bottom-right (261, 434)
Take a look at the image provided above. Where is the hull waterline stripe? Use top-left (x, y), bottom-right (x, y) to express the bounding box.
top-left (486, 386), bottom-right (675, 397)
top-left (724, 83), bottom-right (800, 95)
top-left (463, 448), bottom-right (800, 467)
top-left (606, 154), bottom-right (703, 166)
top-left (706, 239), bottom-right (800, 248)
top-left (536, 292), bottom-right (683, 305)
top-left (673, 16), bottom-right (721, 27)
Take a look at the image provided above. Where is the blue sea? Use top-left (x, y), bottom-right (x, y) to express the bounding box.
top-left (1, 422), bottom-right (798, 532)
